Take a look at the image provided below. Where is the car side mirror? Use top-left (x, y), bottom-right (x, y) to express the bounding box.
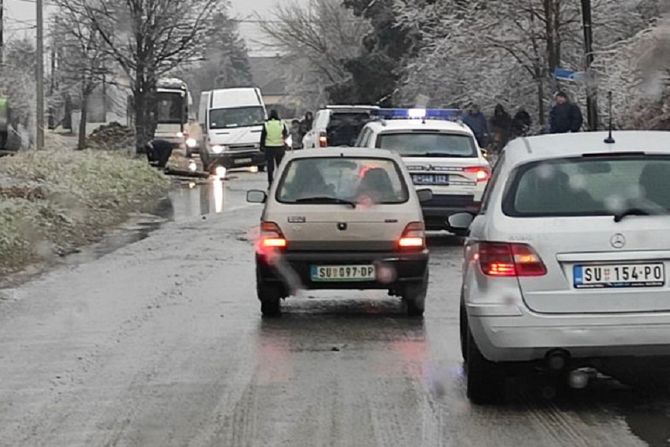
top-left (416, 188), bottom-right (433, 203)
top-left (447, 213), bottom-right (474, 234)
top-left (247, 190), bottom-right (267, 204)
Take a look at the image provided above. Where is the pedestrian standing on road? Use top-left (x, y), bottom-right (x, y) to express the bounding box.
top-left (289, 119), bottom-right (303, 150)
top-left (489, 104), bottom-right (513, 153)
top-left (462, 103), bottom-right (490, 148)
top-left (549, 91), bottom-right (583, 134)
top-left (512, 108), bottom-right (532, 137)
top-left (299, 111), bottom-right (314, 138)
top-left (260, 109), bottom-right (289, 187)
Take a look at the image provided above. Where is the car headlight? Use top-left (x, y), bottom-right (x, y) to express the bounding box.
top-left (186, 138), bottom-right (197, 148)
top-left (176, 131), bottom-right (184, 138)
top-left (212, 145), bottom-right (225, 154)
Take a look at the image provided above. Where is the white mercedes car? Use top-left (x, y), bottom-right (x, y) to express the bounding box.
top-left (448, 131), bottom-right (670, 404)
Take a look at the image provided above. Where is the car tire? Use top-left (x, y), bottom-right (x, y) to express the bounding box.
top-left (466, 328), bottom-right (505, 404)
top-left (460, 295), bottom-right (468, 361)
top-left (404, 270), bottom-right (428, 317)
top-left (258, 282), bottom-right (281, 317)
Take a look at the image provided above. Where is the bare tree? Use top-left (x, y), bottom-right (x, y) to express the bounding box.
top-left (260, 0), bottom-right (371, 110)
top-left (51, 4), bottom-right (110, 150)
top-left (58, 0), bottom-right (219, 153)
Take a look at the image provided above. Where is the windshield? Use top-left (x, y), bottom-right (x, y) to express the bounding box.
top-left (503, 156), bottom-right (670, 217)
top-left (156, 92), bottom-right (184, 124)
top-left (209, 107), bottom-right (265, 129)
top-left (327, 112), bottom-right (374, 146)
top-left (277, 157), bottom-right (409, 205)
top-left (376, 132), bottom-right (477, 158)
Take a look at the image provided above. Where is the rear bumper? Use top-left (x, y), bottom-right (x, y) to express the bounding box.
top-left (468, 304), bottom-right (670, 362)
top-left (203, 150), bottom-right (265, 169)
top-left (257, 250), bottom-right (429, 291)
top-left (421, 195), bottom-right (480, 229)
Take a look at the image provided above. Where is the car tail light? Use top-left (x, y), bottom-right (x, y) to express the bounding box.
top-left (464, 166), bottom-right (491, 182)
top-left (319, 132), bottom-right (328, 148)
top-left (398, 222), bottom-right (425, 250)
top-left (260, 222), bottom-right (287, 250)
top-left (477, 242), bottom-right (546, 277)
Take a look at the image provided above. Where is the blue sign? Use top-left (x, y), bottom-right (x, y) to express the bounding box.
top-left (553, 68), bottom-right (585, 82)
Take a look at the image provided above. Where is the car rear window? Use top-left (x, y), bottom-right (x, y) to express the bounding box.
top-left (327, 113), bottom-right (374, 146)
top-left (376, 132), bottom-right (477, 158)
top-left (503, 155), bottom-right (670, 217)
top-left (277, 157), bottom-right (409, 205)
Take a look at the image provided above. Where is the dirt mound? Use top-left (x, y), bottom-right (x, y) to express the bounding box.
top-left (88, 122), bottom-right (135, 151)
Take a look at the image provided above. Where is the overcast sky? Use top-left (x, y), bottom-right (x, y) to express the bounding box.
top-left (3, 0), bottom-right (308, 55)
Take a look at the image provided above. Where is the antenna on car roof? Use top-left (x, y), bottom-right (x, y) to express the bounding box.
top-left (604, 91), bottom-right (616, 144)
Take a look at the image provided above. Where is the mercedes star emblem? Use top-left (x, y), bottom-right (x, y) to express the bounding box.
top-left (610, 233), bottom-right (626, 249)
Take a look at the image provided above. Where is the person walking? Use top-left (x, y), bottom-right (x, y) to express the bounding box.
top-left (512, 108), bottom-right (532, 137)
top-left (489, 104), bottom-right (513, 154)
top-left (549, 91), bottom-right (583, 134)
top-left (260, 109), bottom-right (288, 187)
top-left (299, 111), bottom-right (314, 138)
top-left (289, 119), bottom-right (303, 150)
top-left (462, 104), bottom-right (490, 148)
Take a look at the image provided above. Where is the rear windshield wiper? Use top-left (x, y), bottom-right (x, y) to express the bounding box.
top-left (294, 196), bottom-right (357, 208)
top-left (613, 208), bottom-right (651, 223)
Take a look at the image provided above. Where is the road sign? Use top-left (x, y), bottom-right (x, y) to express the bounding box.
top-left (553, 67), bottom-right (585, 82)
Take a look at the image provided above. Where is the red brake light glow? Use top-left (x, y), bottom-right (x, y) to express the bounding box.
top-left (477, 242), bottom-right (546, 277)
top-left (259, 222), bottom-right (287, 251)
top-left (319, 132), bottom-right (328, 148)
top-left (464, 166), bottom-right (491, 182)
top-left (398, 222), bottom-right (425, 250)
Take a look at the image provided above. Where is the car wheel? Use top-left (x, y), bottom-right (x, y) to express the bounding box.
top-left (466, 328), bottom-right (505, 404)
top-left (460, 295), bottom-right (468, 361)
top-left (403, 270), bottom-right (428, 317)
top-left (257, 282), bottom-right (281, 317)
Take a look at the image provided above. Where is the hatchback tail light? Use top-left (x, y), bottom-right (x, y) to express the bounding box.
top-left (259, 222), bottom-right (287, 250)
top-left (477, 242), bottom-right (546, 277)
top-left (318, 132), bottom-right (328, 148)
top-left (398, 222), bottom-right (425, 250)
top-left (464, 166), bottom-right (491, 182)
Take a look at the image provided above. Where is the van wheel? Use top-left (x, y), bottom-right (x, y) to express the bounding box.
top-left (466, 328), bottom-right (505, 404)
top-left (403, 270), bottom-right (428, 317)
top-left (258, 283), bottom-right (281, 317)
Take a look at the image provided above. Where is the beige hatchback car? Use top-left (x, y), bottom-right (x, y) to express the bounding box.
top-left (247, 148), bottom-right (432, 316)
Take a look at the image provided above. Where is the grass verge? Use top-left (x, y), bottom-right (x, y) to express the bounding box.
top-left (0, 148), bottom-right (170, 275)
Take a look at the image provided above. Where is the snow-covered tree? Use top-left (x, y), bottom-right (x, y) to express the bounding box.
top-left (260, 0), bottom-right (371, 111)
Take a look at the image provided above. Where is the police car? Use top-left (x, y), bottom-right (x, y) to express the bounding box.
top-left (355, 109), bottom-right (491, 231)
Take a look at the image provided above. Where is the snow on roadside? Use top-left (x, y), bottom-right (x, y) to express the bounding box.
top-left (0, 148), bottom-right (170, 274)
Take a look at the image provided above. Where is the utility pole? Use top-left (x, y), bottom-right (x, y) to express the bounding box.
top-left (0, 0), bottom-right (4, 67)
top-left (581, 0), bottom-right (598, 131)
top-left (36, 0), bottom-right (45, 150)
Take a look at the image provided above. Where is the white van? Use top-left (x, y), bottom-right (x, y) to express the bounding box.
top-left (198, 88), bottom-right (268, 172)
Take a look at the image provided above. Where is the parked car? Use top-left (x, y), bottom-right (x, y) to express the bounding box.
top-left (302, 106), bottom-right (379, 149)
top-left (450, 131), bottom-right (670, 404)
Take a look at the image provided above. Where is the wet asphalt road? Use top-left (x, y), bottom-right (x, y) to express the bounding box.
top-left (1, 172), bottom-right (670, 447)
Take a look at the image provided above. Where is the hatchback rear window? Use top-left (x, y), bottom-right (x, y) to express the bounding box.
top-left (376, 132), bottom-right (477, 158)
top-left (503, 155), bottom-right (670, 217)
top-left (277, 157), bottom-right (409, 205)
top-left (327, 113), bottom-right (374, 146)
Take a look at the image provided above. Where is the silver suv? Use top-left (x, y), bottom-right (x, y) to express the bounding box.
top-left (247, 148), bottom-right (432, 316)
top-left (450, 131), bottom-right (670, 404)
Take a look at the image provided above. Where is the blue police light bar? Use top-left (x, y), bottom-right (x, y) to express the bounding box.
top-left (372, 108), bottom-right (463, 121)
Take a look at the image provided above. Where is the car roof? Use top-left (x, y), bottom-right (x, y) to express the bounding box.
top-left (324, 105), bottom-right (380, 111)
top-left (504, 131), bottom-right (670, 165)
top-left (363, 119), bottom-right (475, 135)
top-left (285, 147), bottom-right (402, 162)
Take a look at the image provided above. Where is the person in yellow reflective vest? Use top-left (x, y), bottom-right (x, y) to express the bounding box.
top-left (260, 109), bottom-right (289, 187)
